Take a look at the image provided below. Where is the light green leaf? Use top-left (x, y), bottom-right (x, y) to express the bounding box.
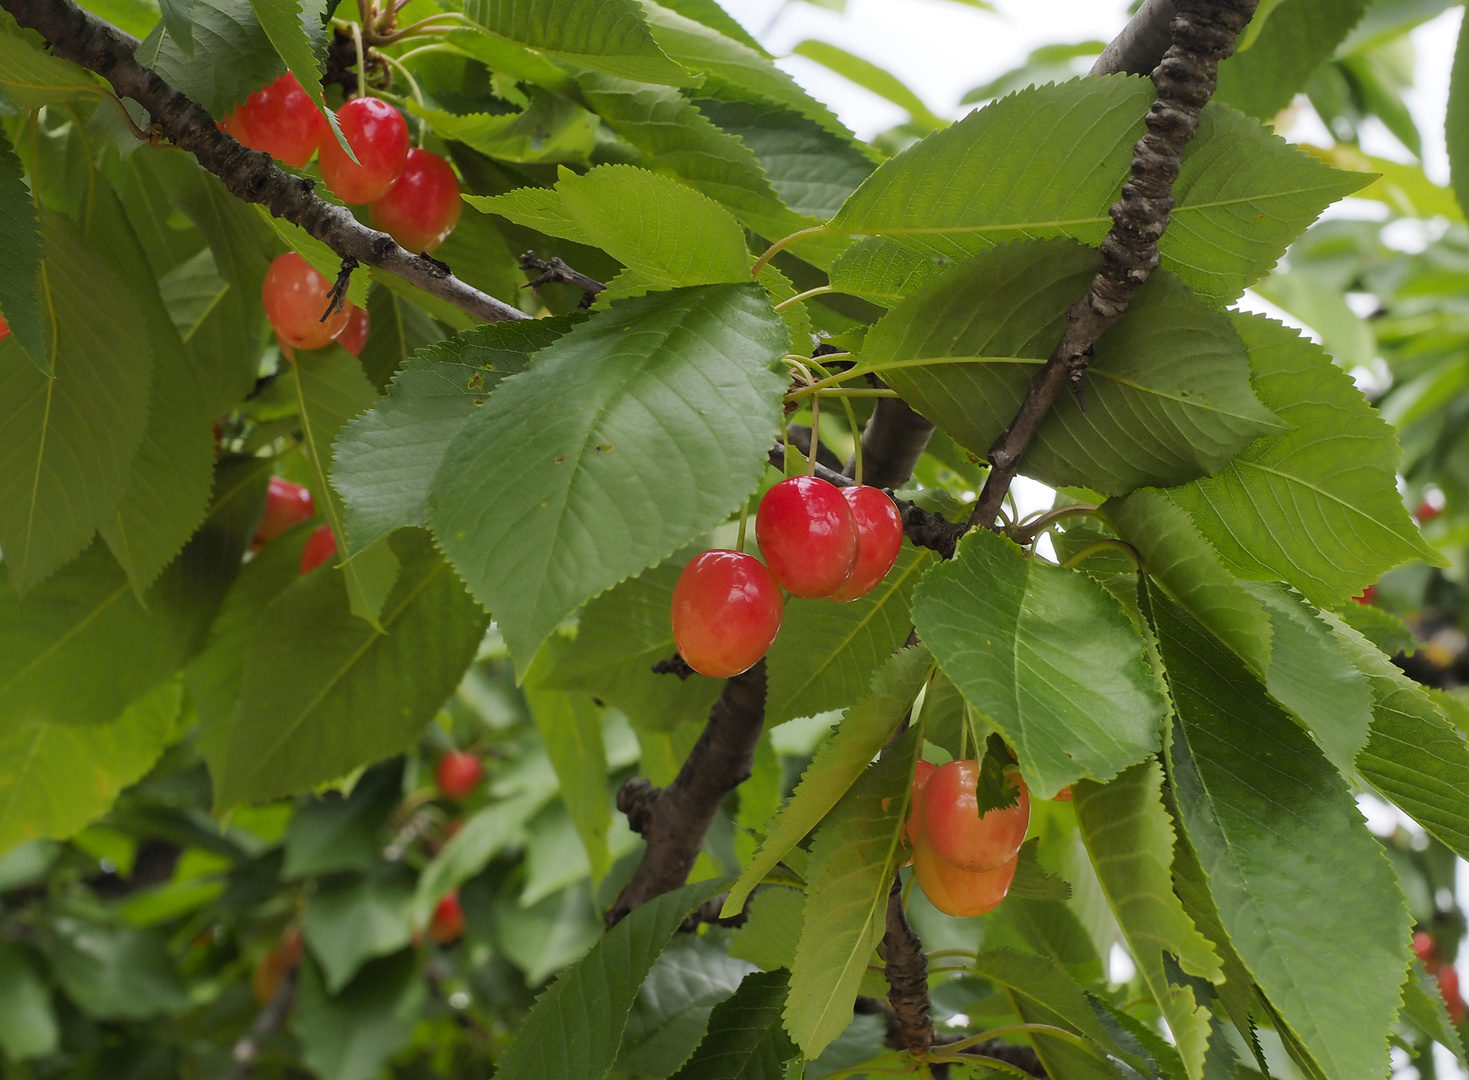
top-left (304, 865), bottom-right (416, 992)
top-left (1074, 760), bottom-right (1223, 1080)
top-left (728, 886), bottom-right (804, 972)
top-left (1215, 0), bottom-right (1371, 119)
top-left (47, 919), bottom-right (188, 1020)
top-left (723, 647), bottom-right (931, 918)
top-left (0, 130), bottom-right (44, 372)
top-left (465, 0), bottom-right (690, 85)
top-left (292, 950), bottom-right (425, 1080)
top-left (411, 794), bottom-right (543, 926)
top-left (526, 688), bottom-right (611, 881)
top-left (0, 942), bottom-right (57, 1060)
top-left (669, 969), bottom-right (799, 1080)
top-left (0, 24), bottom-right (100, 107)
top-left (1168, 314), bottom-right (1442, 607)
top-left (429, 284), bottom-right (787, 665)
top-left (1154, 591), bottom-right (1410, 1080)
top-left (521, 797), bottom-right (639, 905)
top-left (1450, 10), bottom-right (1469, 219)
top-left (136, 0), bottom-right (285, 117)
top-left (484, 880), bottom-right (601, 985)
top-left (790, 40), bottom-right (943, 130)
top-left (1404, 959), bottom-right (1468, 1064)
top-left (867, 240), bottom-right (1281, 494)
top-left (409, 95), bottom-right (600, 164)
top-left (913, 528), bottom-right (1166, 798)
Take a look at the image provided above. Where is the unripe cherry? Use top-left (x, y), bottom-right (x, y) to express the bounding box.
top-left (231, 73), bottom-right (327, 167)
top-left (369, 148), bottom-right (462, 253)
top-left (429, 891), bottom-right (465, 945)
top-left (435, 751), bottom-right (484, 801)
top-left (671, 550), bottom-right (784, 678)
top-left (262, 252), bottom-right (349, 350)
top-left (828, 486), bottom-right (904, 601)
top-left (911, 832), bottom-right (1017, 918)
top-left (338, 303), bottom-right (370, 357)
top-left (300, 524), bottom-right (337, 574)
top-left (755, 476), bottom-right (859, 599)
top-left (317, 97), bottom-right (409, 204)
top-left (923, 759), bottom-right (1030, 872)
top-left (255, 477), bottom-right (315, 547)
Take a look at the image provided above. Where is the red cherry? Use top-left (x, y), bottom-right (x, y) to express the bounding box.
top-left (828, 486), bottom-right (904, 601)
top-left (1414, 930), bottom-right (1438, 967)
top-left (1354, 584), bottom-right (1377, 605)
top-left (435, 751), bottom-right (484, 801)
top-left (300, 524), bottom-right (337, 574)
top-left (911, 832), bottom-right (1017, 918)
top-left (368, 148), bottom-right (462, 253)
top-left (1439, 966), bottom-right (1466, 1023)
top-left (254, 477), bottom-right (315, 547)
top-left (429, 891), bottom-right (465, 945)
top-left (0, 315), bottom-right (10, 341)
top-left (923, 759), bottom-right (1030, 872)
top-left (317, 97), bottom-right (409, 204)
top-left (755, 476), bottom-right (860, 599)
top-left (905, 759), bottom-right (937, 847)
top-left (1052, 786), bottom-right (1073, 802)
top-left (1416, 499), bottom-right (1442, 524)
top-left (671, 551), bottom-right (784, 678)
top-left (338, 304), bottom-right (370, 357)
top-left (231, 73), bottom-right (327, 167)
top-left (220, 109), bottom-right (253, 145)
top-left (263, 252), bottom-right (350, 350)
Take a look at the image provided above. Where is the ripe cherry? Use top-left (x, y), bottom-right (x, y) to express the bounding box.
top-left (254, 477), bottom-right (315, 547)
top-left (671, 550), bottom-right (784, 678)
top-left (828, 486), bottom-right (904, 601)
top-left (755, 476), bottom-right (859, 599)
top-left (0, 314), bottom-right (10, 341)
top-left (220, 109), bottom-right (252, 145)
top-left (429, 891), bottom-right (465, 945)
top-left (1414, 930), bottom-right (1437, 967)
top-left (905, 759), bottom-right (937, 847)
top-left (1354, 584), bottom-right (1377, 605)
top-left (436, 751), bottom-right (484, 801)
top-left (911, 832), bottom-right (1017, 918)
top-left (263, 252), bottom-right (349, 350)
top-left (1439, 966), bottom-right (1466, 1023)
top-left (231, 73), bottom-right (327, 167)
top-left (317, 97), bottom-right (409, 204)
top-left (338, 303), bottom-right (370, 357)
top-left (369, 148), bottom-right (462, 253)
top-left (300, 524), bottom-right (337, 574)
top-left (1416, 499), bottom-right (1443, 524)
top-left (923, 759), bottom-right (1030, 873)
top-left (1052, 786), bottom-right (1074, 802)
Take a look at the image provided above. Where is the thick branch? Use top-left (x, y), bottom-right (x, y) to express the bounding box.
top-left (883, 876), bottom-right (934, 1056)
top-left (846, 395), bottom-right (935, 489)
top-left (967, 0), bottom-right (1257, 531)
top-left (1091, 0), bottom-right (1181, 77)
top-left (3, 0), bottom-right (526, 325)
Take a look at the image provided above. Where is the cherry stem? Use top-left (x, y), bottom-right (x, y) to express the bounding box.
top-left (935, 1023), bottom-right (1105, 1060)
top-left (807, 357), bottom-right (864, 484)
top-left (750, 224), bottom-right (835, 276)
top-left (104, 91), bottom-right (148, 140)
top-left (1061, 538), bottom-right (1139, 570)
top-left (807, 393), bottom-right (820, 477)
top-left (1008, 504), bottom-right (1100, 544)
top-left (772, 284), bottom-right (833, 312)
top-left (736, 498), bottom-right (750, 553)
top-left (350, 20), bottom-right (366, 99)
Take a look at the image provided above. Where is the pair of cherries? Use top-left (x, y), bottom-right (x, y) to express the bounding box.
top-left (254, 477), bottom-right (338, 575)
top-left (905, 758), bottom-right (1031, 918)
top-left (223, 75), bottom-right (462, 253)
top-left (671, 476), bottom-right (905, 678)
top-left (262, 252), bottom-right (371, 352)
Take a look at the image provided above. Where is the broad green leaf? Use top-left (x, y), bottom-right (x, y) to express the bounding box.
top-left (618, 935), bottom-right (757, 1076)
top-left (729, 886), bottom-right (804, 972)
top-left (1168, 314), bottom-right (1442, 607)
top-left (304, 865), bottom-right (416, 992)
top-left (496, 879), bottom-right (725, 1080)
top-left (655, 0), bottom-right (765, 52)
top-left (0, 214), bottom-right (152, 594)
top-left (157, 0), bottom-right (195, 56)
top-left (408, 95), bottom-right (600, 165)
top-left (465, 0), bottom-right (690, 85)
top-left (723, 647), bottom-right (932, 917)
top-left (333, 319), bottom-right (574, 551)
top-left (0, 679), bottom-right (180, 856)
top-left (765, 546), bottom-right (932, 727)
top-left (1329, 597), bottom-right (1415, 657)
top-left (292, 951), bottom-right (425, 1080)
top-left (282, 761), bottom-right (403, 879)
top-left (429, 284), bottom-right (787, 665)
top-left (357, 282), bottom-right (445, 390)
top-left (867, 240), bottom-right (1281, 494)
top-left (913, 528), bottom-right (1167, 798)
top-left (1005, 838), bottom-right (1073, 903)
top-left (784, 727), bottom-right (920, 1058)
top-left (1154, 592), bottom-right (1410, 1080)
top-left (136, 0), bottom-right (285, 117)
top-left (0, 942), bottom-right (57, 1060)
top-left (1103, 488), bottom-right (1273, 679)
top-left (790, 40), bottom-right (944, 130)
top-left (1074, 760), bottom-right (1223, 1080)
top-left (669, 969), bottom-right (799, 1080)
top-left (1451, 10), bottom-right (1469, 219)
top-left (481, 879), bottom-right (601, 985)
top-left (521, 797), bottom-right (639, 905)
top-left (208, 529), bottom-right (490, 808)
top-left (0, 131), bottom-right (44, 371)
top-left (0, 23), bottom-right (100, 107)
top-left (411, 794), bottom-right (543, 925)
top-left (1403, 960), bottom-right (1468, 1065)
top-left (1215, 0), bottom-right (1372, 119)
top-left (47, 919), bottom-right (188, 1020)
top-left (526, 688), bottom-right (611, 881)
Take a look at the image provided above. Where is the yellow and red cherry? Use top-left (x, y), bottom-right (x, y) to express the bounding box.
top-left (828, 486), bottom-right (904, 601)
top-left (671, 550), bottom-right (784, 678)
top-left (338, 303), bottom-right (370, 357)
top-left (905, 759), bottom-right (937, 847)
top-left (429, 891), bottom-right (465, 945)
top-left (923, 759), bottom-right (1030, 873)
top-left (755, 476), bottom-right (859, 599)
top-left (911, 832), bottom-right (1017, 918)
top-left (263, 252), bottom-right (349, 350)
top-left (317, 97), bottom-right (409, 204)
top-left (435, 751), bottom-right (483, 801)
top-left (369, 148), bottom-right (462, 253)
top-left (254, 477), bottom-right (314, 547)
top-left (231, 73), bottom-right (327, 167)
top-left (300, 524), bottom-right (337, 574)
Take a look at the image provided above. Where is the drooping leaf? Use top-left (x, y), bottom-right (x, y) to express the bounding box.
top-left (669, 969), bottom-right (799, 1080)
top-left (292, 950), bottom-right (425, 1080)
top-left (47, 919), bottom-right (188, 1020)
top-left (410, 95), bottom-right (600, 165)
top-left (304, 864), bottom-right (416, 992)
top-left (789, 40), bottom-right (944, 130)
top-left (1403, 959), bottom-right (1469, 1065)
top-left (729, 887), bottom-right (805, 972)
top-left (1215, 0), bottom-right (1372, 120)
top-left (525, 688), bottom-right (611, 881)
top-left (357, 283), bottom-right (445, 390)
top-left (465, 0), bottom-right (690, 85)
top-left (429, 284), bottom-right (787, 665)
top-left (618, 935), bottom-right (757, 1077)
top-left (1005, 838), bottom-right (1072, 902)
top-left (0, 942), bottom-right (57, 1060)
top-left (0, 130), bottom-right (44, 372)
top-left (136, 0), bottom-right (285, 117)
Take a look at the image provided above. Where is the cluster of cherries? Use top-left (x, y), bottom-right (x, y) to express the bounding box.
top-left (1414, 930), bottom-right (1465, 1023)
top-left (254, 476), bottom-right (338, 575)
top-left (672, 476), bottom-right (905, 677)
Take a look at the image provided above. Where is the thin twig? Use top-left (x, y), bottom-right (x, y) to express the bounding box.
top-left (518, 251), bottom-right (605, 308)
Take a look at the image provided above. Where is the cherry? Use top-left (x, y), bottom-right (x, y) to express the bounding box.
top-left (338, 303), bottom-right (370, 357)
top-left (435, 751), bottom-right (484, 800)
top-left (671, 550), bottom-right (784, 678)
top-left (828, 486), bottom-right (904, 601)
top-left (369, 148), bottom-right (462, 253)
top-left (429, 891), bottom-right (465, 945)
top-left (231, 73), bottom-right (327, 167)
top-left (905, 759), bottom-right (937, 847)
top-left (251, 928), bottom-right (303, 1003)
top-left (923, 759), bottom-right (1030, 873)
top-left (317, 97), bottom-right (409, 204)
top-left (911, 832), bottom-right (1017, 918)
top-left (1414, 930), bottom-right (1438, 968)
top-left (1354, 584), bottom-right (1377, 605)
top-left (755, 476), bottom-right (860, 599)
top-left (1439, 966), bottom-right (1466, 1023)
top-left (1415, 499), bottom-right (1443, 524)
top-left (0, 315), bottom-right (10, 341)
top-left (300, 524), bottom-right (337, 574)
top-left (254, 477), bottom-right (315, 547)
top-left (1052, 786), bottom-right (1074, 802)
top-left (263, 252), bottom-right (350, 350)
top-left (220, 110), bottom-right (253, 145)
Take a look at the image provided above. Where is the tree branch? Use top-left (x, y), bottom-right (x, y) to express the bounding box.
top-left (966, 0), bottom-right (1258, 532)
top-left (518, 251), bottom-right (605, 308)
top-left (883, 876), bottom-right (933, 1056)
top-left (2, 0), bottom-right (527, 325)
top-left (846, 395), bottom-right (935, 489)
top-left (1091, 0), bottom-right (1181, 77)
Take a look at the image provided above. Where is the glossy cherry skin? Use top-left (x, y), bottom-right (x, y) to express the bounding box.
top-left (671, 550), bottom-right (784, 678)
top-left (338, 303), bottom-right (370, 357)
top-left (911, 833), bottom-right (1018, 918)
top-left (429, 891), bottom-right (465, 945)
top-left (755, 476), bottom-right (860, 599)
top-left (436, 751), bottom-right (484, 800)
top-left (263, 252), bottom-right (349, 350)
top-left (234, 73), bottom-right (327, 167)
top-left (828, 486), bottom-right (904, 601)
top-left (369, 148), bottom-right (462, 253)
top-left (923, 759), bottom-right (1030, 872)
top-left (318, 97), bottom-right (409, 204)
top-left (299, 524), bottom-right (338, 574)
top-left (255, 477), bottom-right (315, 546)
top-left (905, 759), bottom-right (937, 847)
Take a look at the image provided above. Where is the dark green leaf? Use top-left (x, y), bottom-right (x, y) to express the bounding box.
top-left (357, 283), bottom-right (445, 391)
top-left (0, 942), bottom-right (57, 1060)
top-left (1006, 837), bottom-right (1071, 902)
top-left (973, 733), bottom-right (1021, 815)
top-left (304, 864), bottom-right (416, 992)
top-left (0, 130), bottom-right (44, 372)
top-left (136, 0), bottom-right (284, 117)
top-left (47, 919), bottom-right (188, 1020)
top-left (729, 886), bottom-right (805, 972)
top-left (282, 760), bottom-right (403, 879)
top-left (292, 950), bottom-right (425, 1080)
top-left (1215, 0), bottom-right (1371, 119)
top-left (412, 794), bottom-right (543, 925)
top-left (670, 969), bottom-right (799, 1080)
top-left (618, 935), bottom-right (756, 1077)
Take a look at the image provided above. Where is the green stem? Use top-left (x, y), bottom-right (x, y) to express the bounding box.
top-left (1061, 539), bottom-right (1139, 570)
top-left (751, 225), bottom-right (835, 276)
top-left (773, 284), bottom-right (833, 312)
top-left (736, 498), bottom-right (750, 552)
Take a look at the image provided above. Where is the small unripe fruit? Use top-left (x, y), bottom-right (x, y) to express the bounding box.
top-left (436, 751), bottom-right (484, 800)
top-left (318, 97), bottom-right (409, 204)
top-left (756, 476), bottom-right (859, 599)
top-left (262, 252), bottom-right (349, 350)
top-left (671, 551), bottom-right (783, 677)
top-left (828, 486), bottom-right (904, 601)
top-left (923, 759), bottom-right (1030, 872)
top-left (300, 524), bottom-right (337, 574)
top-left (255, 477), bottom-right (315, 547)
top-left (430, 891), bottom-right (465, 945)
top-left (911, 832), bottom-right (1017, 918)
top-left (369, 148), bottom-right (462, 253)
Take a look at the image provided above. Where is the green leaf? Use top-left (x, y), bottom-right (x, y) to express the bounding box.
top-left (246, 0), bottom-right (342, 152)
top-left (0, 213), bottom-right (152, 594)
top-left (357, 283), bottom-right (445, 390)
top-left (1004, 838), bottom-right (1072, 902)
top-left (525, 688), bottom-right (611, 881)
top-left (723, 647), bottom-right (932, 917)
top-left (480, 879), bottom-right (600, 985)
top-left (0, 23), bottom-right (100, 107)
top-left (913, 528), bottom-right (1167, 798)
top-left (765, 547), bottom-right (932, 728)
top-left (1103, 488), bottom-right (1273, 679)
top-left (0, 130), bottom-right (44, 372)
top-left (521, 797), bottom-right (638, 905)
top-left (0, 942), bottom-right (57, 1060)
top-left (1215, 0), bottom-right (1371, 119)
top-left (0, 679), bottom-right (181, 856)
top-left (1153, 590), bottom-right (1410, 1080)
top-left (304, 864), bottom-right (416, 992)
top-left (1074, 760), bottom-right (1224, 1080)
top-left (255, 209), bottom-right (370, 308)
top-left (790, 40), bottom-right (943, 130)
top-left (1403, 959), bottom-right (1468, 1064)
top-left (292, 950), bottom-right (426, 1080)
top-left (207, 529), bottom-right (490, 808)
top-left (784, 727), bottom-right (920, 1058)
top-left (47, 919), bottom-right (188, 1021)
top-left (465, 0), bottom-right (690, 85)
top-left (729, 887), bottom-right (804, 972)
top-left (1328, 597), bottom-right (1415, 657)
top-left (495, 878), bottom-right (725, 1080)
top-left (157, 0), bottom-right (195, 56)
top-left (136, 0), bottom-right (284, 117)
top-left (411, 794), bottom-right (543, 925)
top-left (409, 95), bottom-right (600, 165)
top-left (867, 241), bottom-right (1282, 494)
top-left (618, 935), bottom-right (757, 1076)
top-left (972, 733), bottom-right (1021, 815)
top-left (1168, 314), bottom-right (1442, 607)
top-left (282, 761), bottom-right (403, 879)
top-left (669, 969), bottom-right (799, 1080)
top-left (1450, 11), bottom-right (1469, 220)
top-left (429, 284), bottom-right (787, 665)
